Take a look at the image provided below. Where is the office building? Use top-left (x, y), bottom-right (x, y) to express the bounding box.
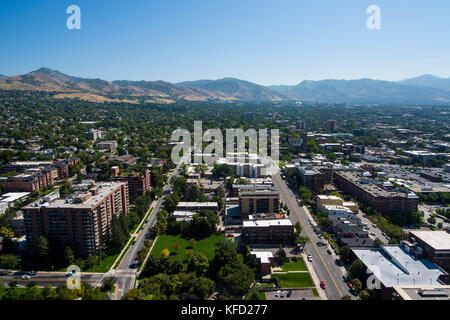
top-left (405, 231), bottom-right (450, 272)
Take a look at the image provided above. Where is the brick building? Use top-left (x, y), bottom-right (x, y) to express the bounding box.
top-left (333, 171), bottom-right (419, 215)
top-left (110, 169), bottom-right (151, 203)
top-left (239, 189), bottom-right (280, 218)
top-left (22, 182), bottom-right (129, 257)
top-left (242, 219), bottom-right (294, 244)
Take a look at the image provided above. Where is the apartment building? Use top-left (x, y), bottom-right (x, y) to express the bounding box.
top-left (22, 182), bottom-right (129, 257)
top-left (110, 168), bottom-right (151, 203)
top-left (239, 188), bottom-right (280, 218)
top-left (1, 159), bottom-right (77, 192)
top-left (295, 165), bottom-right (326, 193)
top-left (316, 194), bottom-right (359, 213)
top-left (333, 171), bottom-right (419, 215)
top-left (242, 219), bottom-right (294, 244)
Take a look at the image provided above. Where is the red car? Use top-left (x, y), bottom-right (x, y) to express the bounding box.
top-left (347, 282), bottom-right (353, 289)
top-left (320, 281), bottom-right (326, 289)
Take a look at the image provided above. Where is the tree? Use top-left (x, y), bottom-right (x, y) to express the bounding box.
top-left (192, 277), bottom-right (215, 299)
top-left (352, 278), bottom-right (362, 292)
top-left (87, 254), bottom-right (99, 268)
top-left (36, 235), bottom-right (50, 260)
top-left (358, 289), bottom-right (370, 300)
top-left (274, 245), bottom-right (288, 265)
top-left (188, 253), bottom-right (209, 276)
top-left (295, 235), bottom-right (310, 250)
top-left (161, 248), bottom-right (170, 257)
top-left (173, 242), bottom-right (181, 252)
top-left (64, 246), bottom-right (75, 265)
top-left (339, 245), bottom-right (353, 265)
top-left (0, 254), bottom-right (20, 269)
top-left (349, 259), bottom-right (365, 281)
top-left (294, 221), bottom-right (302, 234)
top-left (101, 276), bottom-right (117, 293)
top-left (374, 238), bottom-right (383, 248)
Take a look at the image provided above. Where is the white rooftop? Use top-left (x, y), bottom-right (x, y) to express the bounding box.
top-left (177, 202), bottom-right (218, 207)
top-left (0, 192), bottom-right (30, 203)
top-left (251, 251), bottom-right (274, 264)
top-left (410, 231), bottom-right (450, 251)
top-left (317, 195), bottom-right (341, 200)
top-left (172, 211), bottom-right (196, 217)
top-left (243, 219), bottom-right (293, 228)
top-left (353, 245), bottom-right (446, 288)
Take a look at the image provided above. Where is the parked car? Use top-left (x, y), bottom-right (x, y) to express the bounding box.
top-left (347, 282), bottom-right (353, 289)
top-left (320, 281), bottom-right (326, 289)
top-left (343, 275), bottom-right (349, 282)
top-left (28, 271), bottom-right (37, 276)
top-left (275, 290), bottom-right (281, 297)
top-left (65, 272), bottom-right (73, 277)
top-left (327, 249), bottom-right (332, 254)
top-left (21, 275), bottom-right (30, 280)
top-left (307, 255), bottom-right (313, 262)
top-left (287, 290), bottom-right (292, 297)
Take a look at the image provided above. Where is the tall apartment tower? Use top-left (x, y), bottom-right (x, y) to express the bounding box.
top-left (23, 182), bottom-right (129, 257)
top-left (325, 120), bottom-right (337, 133)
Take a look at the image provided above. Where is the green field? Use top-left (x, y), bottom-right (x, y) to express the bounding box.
top-left (151, 234), bottom-right (226, 263)
top-left (312, 288), bottom-right (319, 296)
top-left (272, 273), bottom-right (314, 288)
top-left (279, 258), bottom-right (307, 272)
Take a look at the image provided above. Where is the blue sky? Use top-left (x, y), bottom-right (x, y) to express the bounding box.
top-left (0, 0), bottom-right (449, 85)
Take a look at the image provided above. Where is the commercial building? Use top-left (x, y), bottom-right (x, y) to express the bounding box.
top-left (352, 244), bottom-right (448, 300)
top-left (405, 231), bottom-right (450, 272)
top-left (239, 188), bottom-right (280, 218)
top-left (333, 171), bottom-right (419, 215)
top-left (242, 219), bottom-right (294, 244)
top-left (22, 182), bottom-right (129, 257)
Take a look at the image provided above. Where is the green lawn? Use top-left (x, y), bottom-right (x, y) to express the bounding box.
top-left (312, 288), bottom-right (319, 296)
top-left (279, 258), bottom-right (307, 272)
top-left (271, 273), bottom-right (314, 288)
top-left (245, 285), bottom-right (266, 301)
top-left (151, 234), bottom-right (226, 263)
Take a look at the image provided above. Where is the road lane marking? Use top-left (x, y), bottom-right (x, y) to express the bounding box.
top-left (275, 175), bottom-right (343, 298)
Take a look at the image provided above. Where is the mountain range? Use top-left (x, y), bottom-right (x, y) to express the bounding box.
top-left (0, 67), bottom-right (450, 105)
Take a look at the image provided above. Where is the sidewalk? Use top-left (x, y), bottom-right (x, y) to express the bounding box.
top-left (302, 205), bottom-right (318, 227)
top-left (302, 252), bottom-right (327, 300)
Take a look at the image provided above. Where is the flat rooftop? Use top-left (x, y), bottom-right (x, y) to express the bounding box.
top-left (353, 245), bottom-right (446, 288)
top-left (0, 192), bottom-right (30, 203)
top-left (243, 219), bottom-right (293, 228)
top-left (24, 182), bottom-right (126, 210)
top-left (251, 250), bottom-right (274, 264)
top-left (410, 231), bottom-right (450, 251)
top-left (177, 202), bottom-right (218, 207)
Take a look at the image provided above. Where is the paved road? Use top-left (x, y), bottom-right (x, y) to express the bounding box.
top-left (114, 154), bottom-right (189, 299)
top-left (273, 173), bottom-right (356, 300)
top-left (0, 272), bottom-right (103, 287)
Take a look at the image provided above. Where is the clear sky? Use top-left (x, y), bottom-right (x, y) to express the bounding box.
top-left (0, 0), bottom-right (449, 85)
